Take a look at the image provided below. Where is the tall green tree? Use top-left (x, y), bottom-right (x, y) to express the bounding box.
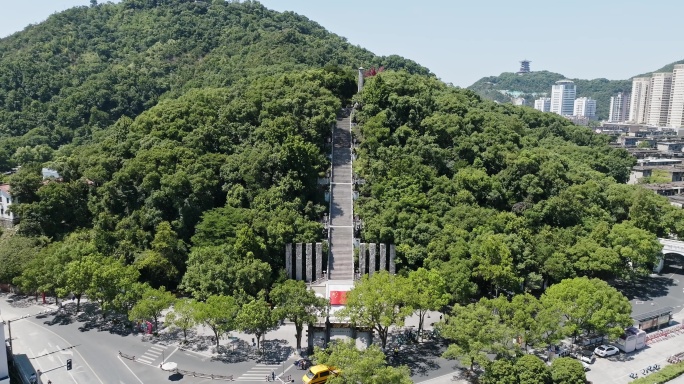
top-left (166, 298), bottom-right (198, 343)
top-left (235, 296), bottom-right (279, 351)
top-left (515, 354), bottom-right (551, 384)
top-left (194, 295), bottom-right (239, 348)
top-left (540, 277), bottom-right (632, 339)
top-left (439, 299), bottom-right (514, 371)
top-left (337, 271), bottom-right (413, 349)
top-left (128, 286), bottom-right (176, 331)
top-left (405, 268), bottom-right (450, 337)
top-left (270, 280), bottom-right (328, 350)
top-left (313, 340), bottom-right (412, 384)
top-left (87, 257), bottom-right (140, 318)
top-left (550, 357), bottom-right (587, 384)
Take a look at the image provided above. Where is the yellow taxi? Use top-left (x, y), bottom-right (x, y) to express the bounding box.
top-left (302, 364), bottom-right (340, 384)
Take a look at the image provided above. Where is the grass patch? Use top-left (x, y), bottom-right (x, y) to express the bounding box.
top-left (630, 361), bottom-right (684, 384)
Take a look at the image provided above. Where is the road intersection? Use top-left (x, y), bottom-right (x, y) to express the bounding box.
top-left (1, 295), bottom-right (456, 383)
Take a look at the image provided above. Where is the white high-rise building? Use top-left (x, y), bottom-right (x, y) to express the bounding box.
top-left (574, 97), bottom-right (597, 118)
top-left (667, 64), bottom-right (684, 128)
top-left (647, 72), bottom-right (673, 126)
top-left (629, 77), bottom-right (651, 124)
top-left (534, 97), bottom-right (551, 112)
top-left (609, 92), bottom-right (631, 123)
top-left (550, 80), bottom-right (576, 115)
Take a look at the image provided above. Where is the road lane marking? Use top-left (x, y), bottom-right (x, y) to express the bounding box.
top-left (162, 346), bottom-right (179, 364)
top-left (117, 355), bottom-right (144, 384)
top-left (25, 321), bottom-right (105, 384)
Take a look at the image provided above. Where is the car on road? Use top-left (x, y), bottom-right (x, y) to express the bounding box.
top-left (302, 364), bottom-right (341, 384)
top-left (594, 345), bottom-right (619, 357)
top-left (581, 361), bottom-right (591, 371)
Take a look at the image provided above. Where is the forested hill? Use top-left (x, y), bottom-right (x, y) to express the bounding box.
top-left (468, 71), bottom-right (632, 120)
top-left (0, 0), bottom-right (428, 297)
top-left (0, 0), bottom-right (428, 170)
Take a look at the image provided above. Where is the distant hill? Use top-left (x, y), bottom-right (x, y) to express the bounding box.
top-left (469, 59), bottom-right (684, 120)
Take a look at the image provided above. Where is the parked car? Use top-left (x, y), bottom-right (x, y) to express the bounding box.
top-left (571, 350), bottom-right (596, 364)
top-left (581, 361), bottom-right (591, 371)
top-left (594, 345), bottom-right (619, 357)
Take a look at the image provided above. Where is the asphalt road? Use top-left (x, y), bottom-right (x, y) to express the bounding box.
top-left (616, 256), bottom-right (684, 318)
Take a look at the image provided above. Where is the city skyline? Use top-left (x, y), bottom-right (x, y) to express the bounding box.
top-left (1, 0), bottom-right (684, 87)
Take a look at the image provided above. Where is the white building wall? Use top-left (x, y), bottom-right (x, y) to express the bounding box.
top-left (534, 97), bottom-right (551, 112)
top-left (647, 72), bottom-right (673, 127)
top-left (668, 64), bottom-right (684, 128)
top-left (629, 77), bottom-right (651, 124)
top-left (0, 187), bottom-right (13, 223)
top-left (574, 97), bottom-right (597, 118)
top-left (551, 80), bottom-right (576, 116)
top-left (609, 92), bottom-right (630, 123)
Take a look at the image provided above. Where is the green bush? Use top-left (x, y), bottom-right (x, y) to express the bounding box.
top-left (630, 361), bottom-right (684, 384)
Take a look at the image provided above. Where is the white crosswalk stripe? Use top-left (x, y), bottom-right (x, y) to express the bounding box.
top-left (136, 344), bottom-right (169, 366)
top-left (237, 364), bottom-right (285, 381)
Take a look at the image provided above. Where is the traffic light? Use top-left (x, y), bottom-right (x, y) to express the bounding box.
top-left (66, 359), bottom-right (72, 370)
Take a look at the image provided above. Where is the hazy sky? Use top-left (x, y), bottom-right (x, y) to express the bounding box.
top-left (2, 0), bottom-right (683, 87)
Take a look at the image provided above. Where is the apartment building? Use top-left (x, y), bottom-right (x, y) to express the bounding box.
top-left (609, 92), bottom-right (631, 123)
top-left (574, 97), bottom-right (597, 118)
top-left (629, 77), bottom-right (651, 124)
top-left (668, 64), bottom-right (684, 128)
top-left (534, 97), bottom-right (551, 112)
top-left (646, 73), bottom-right (673, 127)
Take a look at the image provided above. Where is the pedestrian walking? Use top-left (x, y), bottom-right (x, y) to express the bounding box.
top-left (271, 371), bottom-right (275, 380)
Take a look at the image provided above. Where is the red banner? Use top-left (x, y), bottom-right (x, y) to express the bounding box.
top-left (329, 291), bottom-right (348, 305)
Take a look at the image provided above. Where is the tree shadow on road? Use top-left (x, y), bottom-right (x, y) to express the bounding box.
top-left (257, 339), bottom-right (293, 364)
top-left (385, 339), bottom-right (448, 377)
top-left (613, 275), bottom-right (676, 302)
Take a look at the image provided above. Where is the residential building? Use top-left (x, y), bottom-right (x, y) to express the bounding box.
top-left (668, 64), bottom-right (684, 128)
top-left (628, 165), bottom-right (684, 184)
top-left (629, 77), bottom-right (651, 124)
top-left (550, 80), bottom-right (576, 116)
top-left (0, 185), bottom-right (15, 228)
top-left (647, 73), bottom-right (673, 126)
top-left (609, 92), bottom-right (631, 123)
top-left (574, 97), bottom-right (597, 118)
top-left (534, 97), bottom-right (551, 112)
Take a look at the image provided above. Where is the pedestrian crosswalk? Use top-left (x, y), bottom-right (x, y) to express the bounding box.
top-left (136, 344), bottom-right (168, 366)
top-left (236, 363), bottom-right (283, 382)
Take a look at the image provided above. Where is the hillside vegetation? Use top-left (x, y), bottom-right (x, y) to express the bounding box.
top-left (353, 71), bottom-right (684, 300)
top-left (0, 0), bottom-right (680, 311)
top-left (0, 0), bottom-right (427, 294)
top-left (0, 0), bottom-right (428, 170)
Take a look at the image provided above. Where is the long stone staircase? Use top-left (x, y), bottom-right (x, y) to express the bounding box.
top-left (327, 111), bottom-right (354, 280)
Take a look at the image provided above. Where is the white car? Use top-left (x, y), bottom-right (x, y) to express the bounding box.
top-left (594, 345), bottom-right (619, 357)
top-left (581, 361), bottom-right (591, 371)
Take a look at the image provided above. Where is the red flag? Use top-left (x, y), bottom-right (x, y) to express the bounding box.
top-left (330, 291), bottom-right (348, 305)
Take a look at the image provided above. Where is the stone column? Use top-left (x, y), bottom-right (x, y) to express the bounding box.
top-left (306, 243), bottom-right (313, 282)
top-left (316, 243), bottom-right (323, 281)
top-left (389, 244), bottom-right (396, 275)
top-left (379, 243), bottom-right (386, 271)
top-left (296, 243), bottom-right (303, 281)
top-left (359, 243), bottom-right (366, 276)
top-left (285, 243), bottom-right (292, 279)
top-left (369, 243), bottom-right (376, 277)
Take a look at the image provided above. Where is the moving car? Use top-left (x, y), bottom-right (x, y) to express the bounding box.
top-left (302, 364), bottom-right (341, 384)
top-left (594, 345), bottom-right (619, 357)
